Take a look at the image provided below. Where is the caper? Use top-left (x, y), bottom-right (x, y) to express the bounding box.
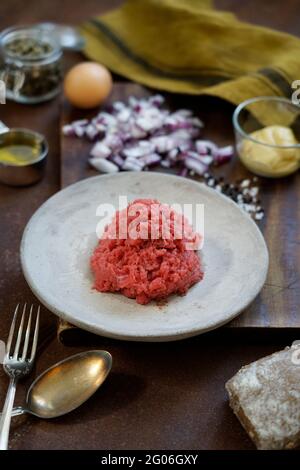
top-left (5, 37), bottom-right (53, 58)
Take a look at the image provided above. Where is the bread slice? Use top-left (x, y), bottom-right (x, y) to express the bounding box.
top-left (226, 344), bottom-right (300, 449)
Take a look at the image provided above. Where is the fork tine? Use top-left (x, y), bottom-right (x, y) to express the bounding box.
top-left (29, 306), bottom-right (40, 362)
top-left (21, 304), bottom-right (33, 361)
top-left (6, 304), bottom-right (19, 355)
top-left (13, 303), bottom-right (26, 359)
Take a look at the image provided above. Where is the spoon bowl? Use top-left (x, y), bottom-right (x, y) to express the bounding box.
top-left (15, 350), bottom-right (112, 419)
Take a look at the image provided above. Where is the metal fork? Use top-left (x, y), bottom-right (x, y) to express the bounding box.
top-left (0, 304), bottom-right (40, 450)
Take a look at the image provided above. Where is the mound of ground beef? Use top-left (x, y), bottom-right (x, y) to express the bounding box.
top-left (90, 199), bottom-right (203, 305)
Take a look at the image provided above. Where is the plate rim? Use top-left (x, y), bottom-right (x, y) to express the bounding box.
top-left (20, 172), bottom-right (269, 342)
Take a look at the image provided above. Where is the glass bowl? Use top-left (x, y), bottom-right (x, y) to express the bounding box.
top-left (232, 96), bottom-right (300, 178)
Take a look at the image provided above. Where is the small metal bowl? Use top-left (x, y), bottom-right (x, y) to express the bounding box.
top-left (0, 127), bottom-right (48, 186)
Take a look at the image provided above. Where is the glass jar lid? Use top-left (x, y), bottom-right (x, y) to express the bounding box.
top-left (0, 26), bottom-right (62, 64)
top-left (37, 23), bottom-right (85, 51)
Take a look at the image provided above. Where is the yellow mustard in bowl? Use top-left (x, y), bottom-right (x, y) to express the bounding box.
top-left (0, 144), bottom-right (40, 166)
top-left (0, 126), bottom-right (48, 186)
top-left (239, 125), bottom-right (300, 178)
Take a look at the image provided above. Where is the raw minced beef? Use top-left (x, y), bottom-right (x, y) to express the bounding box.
top-left (90, 199), bottom-right (203, 305)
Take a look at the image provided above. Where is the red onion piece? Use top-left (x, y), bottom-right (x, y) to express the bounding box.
top-left (85, 124), bottom-right (100, 141)
top-left (72, 119), bottom-right (89, 127)
top-left (73, 126), bottom-right (86, 138)
top-left (140, 153), bottom-right (162, 166)
top-left (160, 160), bottom-right (172, 168)
top-left (185, 157), bottom-right (208, 175)
top-left (214, 145), bottom-right (234, 166)
top-left (109, 154), bottom-right (125, 168)
top-left (198, 154), bottom-right (214, 165)
top-left (217, 145), bottom-right (234, 157)
top-left (123, 141), bottom-right (155, 159)
top-left (90, 142), bottom-right (111, 159)
top-left (195, 140), bottom-right (218, 156)
top-left (167, 148), bottom-right (179, 161)
top-left (89, 158), bottom-right (119, 173)
top-left (122, 159), bottom-right (144, 171)
top-left (62, 124), bottom-right (76, 137)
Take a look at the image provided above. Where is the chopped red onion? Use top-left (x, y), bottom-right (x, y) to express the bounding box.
top-left (116, 108), bottom-right (131, 123)
top-left (72, 119), bottom-right (89, 127)
top-left (140, 153), bottom-right (162, 166)
top-left (123, 140), bottom-right (155, 159)
top-left (198, 155), bottom-right (214, 166)
top-left (122, 159), bottom-right (144, 171)
top-left (214, 145), bottom-right (234, 165)
top-left (185, 157), bottom-right (208, 176)
top-left (62, 124), bottom-right (76, 137)
top-left (63, 95), bottom-right (233, 176)
top-left (167, 148), bottom-right (179, 161)
top-left (103, 134), bottom-right (123, 151)
top-left (160, 160), bottom-right (172, 168)
top-left (173, 109), bottom-right (193, 118)
top-left (185, 151), bottom-right (213, 166)
top-left (195, 140), bottom-right (218, 156)
top-left (191, 117), bottom-right (204, 128)
top-left (90, 142), bottom-right (111, 159)
top-left (148, 94), bottom-right (164, 107)
top-left (85, 124), bottom-right (100, 141)
top-left (89, 158), bottom-right (119, 173)
top-left (93, 123), bottom-right (106, 134)
top-left (136, 110), bottom-right (166, 132)
top-left (216, 145), bottom-right (234, 157)
top-left (130, 124), bottom-right (147, 139)
top-left (73, 126), bottom-right (86, 138)
top-left (109, 154), bottom-right (125, 168)
top-left (151, 135), bottom-right (175, 153)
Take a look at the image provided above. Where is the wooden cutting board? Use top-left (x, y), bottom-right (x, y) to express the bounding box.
top-left (60, 82), bottom-right (300, 328)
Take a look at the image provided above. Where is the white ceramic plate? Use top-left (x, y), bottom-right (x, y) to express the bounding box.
top-left (21, 172), bottom-right (268, 342)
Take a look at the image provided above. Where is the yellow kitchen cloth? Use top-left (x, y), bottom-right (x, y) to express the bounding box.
top-left (80, 0), bottom-right (300, 123)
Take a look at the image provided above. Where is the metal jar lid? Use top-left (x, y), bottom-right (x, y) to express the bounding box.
top-left (37, 23), bottom-right (85, 51)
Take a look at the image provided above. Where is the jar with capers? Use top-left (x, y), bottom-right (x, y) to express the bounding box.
top-left (0, 26), bottom-right (62, 104)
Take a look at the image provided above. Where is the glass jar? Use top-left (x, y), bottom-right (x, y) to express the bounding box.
top-left (0, 25), bottom-right (63, 104)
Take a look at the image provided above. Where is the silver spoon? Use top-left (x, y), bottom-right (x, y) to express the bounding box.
top-left (7, 350), bottom-right (112, 418)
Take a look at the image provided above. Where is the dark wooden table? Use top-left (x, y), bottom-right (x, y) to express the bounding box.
top-left (0, 0), bottom-right (299, 450)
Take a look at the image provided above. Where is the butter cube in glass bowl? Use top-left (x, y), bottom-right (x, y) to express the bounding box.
top-left (233, 96), bottom-right (300, 178)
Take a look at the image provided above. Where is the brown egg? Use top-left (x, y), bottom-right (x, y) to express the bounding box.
top-left (64, 62), bottom-right (112, 109)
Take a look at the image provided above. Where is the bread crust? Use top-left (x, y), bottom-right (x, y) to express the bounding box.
top-left (226, 345), bottom-right (300, 450)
